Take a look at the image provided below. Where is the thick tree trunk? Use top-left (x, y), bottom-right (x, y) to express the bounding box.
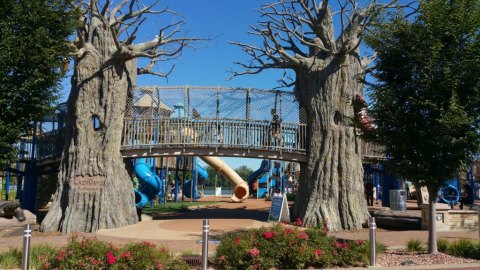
top-left (427, 186), bottom-right (438, 254)
top-left (293, 54), bottom-right (370, 231)
top-left (41, 19), bottom-right (137, 233)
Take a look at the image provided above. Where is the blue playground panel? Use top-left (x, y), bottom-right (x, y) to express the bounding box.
top-left (438, 178), bottom-right (460, 205)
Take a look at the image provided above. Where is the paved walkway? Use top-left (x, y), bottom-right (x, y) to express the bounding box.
top-left (1, 197), bottom-right (479, 269)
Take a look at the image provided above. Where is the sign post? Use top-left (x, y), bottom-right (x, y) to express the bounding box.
top-left (268, 194), bottom-right (290, 222)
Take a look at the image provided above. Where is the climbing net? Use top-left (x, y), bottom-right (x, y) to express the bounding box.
top-left (125, 86), bottom-right (306, 124)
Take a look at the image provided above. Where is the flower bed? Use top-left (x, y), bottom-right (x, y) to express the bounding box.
top-left (38, 235), bottom-right (190, 270)
top-left (213, 223), bottom-right (369, 269)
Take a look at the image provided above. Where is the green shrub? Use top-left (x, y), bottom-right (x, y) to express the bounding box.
top-left (447, 238), bottom-right (480, 260)
top-left (214, 223), bottom-right (369, 270)
top-left (437, 238), bottom-right (449, 252)
top-left (436, 238), bottom-right (480, 260)
top-left (406, 239), bottom-right (425, 252)
top-left (117, 241), bottom-right (190, 270)
top-left (38, 235), bottom-right (190, 270)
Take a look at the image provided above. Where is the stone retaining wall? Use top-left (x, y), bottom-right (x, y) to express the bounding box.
top-left (421, 204), bottom-right (479, 231)
top-left (448, 210), bottom-right (479, 230)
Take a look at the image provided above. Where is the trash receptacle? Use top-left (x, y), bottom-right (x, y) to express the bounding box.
top-left (215, 187), bottom-right (222, 196)
top-left (389, 189), bottom-right (407, 211)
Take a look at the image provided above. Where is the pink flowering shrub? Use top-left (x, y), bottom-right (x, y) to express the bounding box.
top-left (38, 235), bottom-right (190, 270)
top-left (214, 224), bottom-right (369, 269)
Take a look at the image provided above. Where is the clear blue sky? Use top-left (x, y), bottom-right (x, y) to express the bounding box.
top-left (139, 0), bottom-right (287, 89)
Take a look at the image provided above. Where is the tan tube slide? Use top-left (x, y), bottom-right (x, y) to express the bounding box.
top-left (200, 156), bottom-right (249, 202)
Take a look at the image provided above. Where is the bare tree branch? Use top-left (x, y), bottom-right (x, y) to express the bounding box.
top-left (109, 0), bottom-right (128, 22)
top-left (110, 0), bottom-right (163, 27)
top-left (231, 0), bottom-right (414, 82)
top-left (138, 61), bottom-right (175, 78)
top-left (100, 0), bottom-right (111, 17)
top-left (121, 17), bottom-right (146, 45)
top-left (361, 52), bottom-right (377, 69)
top-left (73, 0), bottom-right (206, 81)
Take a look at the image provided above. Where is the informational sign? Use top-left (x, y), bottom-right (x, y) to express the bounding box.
top-left (73, 176), bottom-right (106, 192)
top-left (268, 194), bottom-right (290, 222)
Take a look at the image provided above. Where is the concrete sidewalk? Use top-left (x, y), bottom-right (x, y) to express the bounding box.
top-left (0, 197), bottom-right (479, 270)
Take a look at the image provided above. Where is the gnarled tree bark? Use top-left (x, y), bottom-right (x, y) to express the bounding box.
top-left (41, 0), bottom-right (199, 233)
top-left (230, 0), bottom-right (398, 230)
top-left (294, 55), bottom-right (368, 230)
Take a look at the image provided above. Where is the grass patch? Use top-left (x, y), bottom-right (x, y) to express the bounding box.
top-left (0, 190), bottom-right (17, 201)
top-left (0, 248), bottom-right (22, 269)
top-left (179, 249), bottom-right (195, 255)
top-left (142, 201), bottom-right (217, 215)
top-left (406, 239), bottom-right (425, 252)
top-left (0, 243), bottom-right (58, 269)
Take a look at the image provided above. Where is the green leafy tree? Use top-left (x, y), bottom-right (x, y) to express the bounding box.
top-left (206, 166), bottom-right (229, 187)
top-left (0, 0), bottom-right (78, 167)
top-left (205, 165), bottom-right (253, 188)
top-left (365, 0), bottom-right (480, 253)
top-left (235, 165), bottom-right (253, 181)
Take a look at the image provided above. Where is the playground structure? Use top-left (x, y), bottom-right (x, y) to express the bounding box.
top-left (248, 159), bottom-right (272, 198)
top-left (133, 159), bottom-right (164, 207)
top-left (246, 159), bottom-right (299, 199)
top-left (181, 161), bottom-right (209, 200)
top-left (132, 154), bottom-right (249, 206)
top-left (3, 85), bottom-right (431, 214)
top-left (200, 156), bottom-right (249, 202)
top-left (438, 179), bottom-right (461, 206)
top-left (133, 156), bottom-right (213, 206)
top-left (363, 163), bottom-right (478, 210)
top-left (0, 104), bottom-right (67, 210)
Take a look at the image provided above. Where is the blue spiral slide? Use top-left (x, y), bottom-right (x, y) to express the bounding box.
top-left (183, 163), bottom-right (208, 199)
top-left (134, 159), bottom-right (162, 207)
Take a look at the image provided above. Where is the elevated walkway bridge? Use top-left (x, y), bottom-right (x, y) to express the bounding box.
top-left (18, 86), bottom-right (385, 164)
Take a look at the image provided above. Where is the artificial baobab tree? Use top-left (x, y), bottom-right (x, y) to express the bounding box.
top-left (41, 0), bottom-right (200, 233)
top-left (232, 0), bottom-right (402, 231)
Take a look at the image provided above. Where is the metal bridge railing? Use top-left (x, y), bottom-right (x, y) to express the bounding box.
top-left (121, 117), bottom-right (307, 153)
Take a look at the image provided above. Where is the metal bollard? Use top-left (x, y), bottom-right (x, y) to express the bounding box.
top-left (202, 219), bottom-right (209, 270)
top-left (368, 217), bottom-right (376, 267)
top-left (22, 224), bottom-right (32, 270)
